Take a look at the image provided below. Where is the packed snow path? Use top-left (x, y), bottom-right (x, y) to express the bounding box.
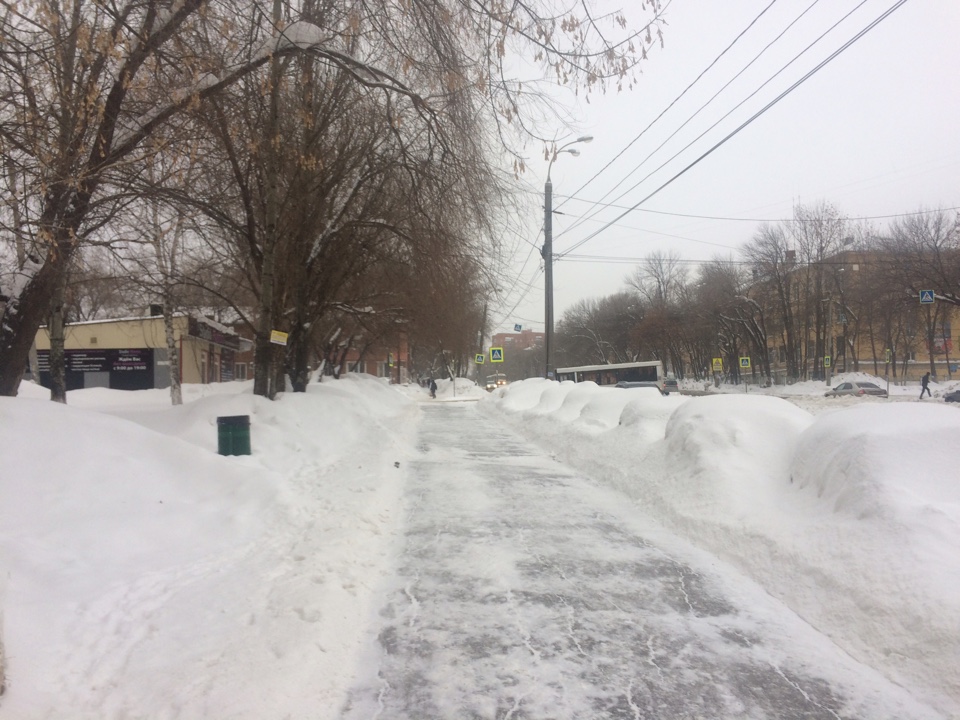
top-left (340, 402), bottom-right (940, 719)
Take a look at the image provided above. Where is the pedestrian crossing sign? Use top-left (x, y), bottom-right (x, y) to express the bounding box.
top-left (490, 347), bottom-right (504, 363)
top-left (739, 357), bottom-right (751, 368)
top-left (919, 290), bottom-right (935, 304)
top-left (475, 353), bottom-right (485, 364)
top-left (514, 324), bottom-right (522, 332)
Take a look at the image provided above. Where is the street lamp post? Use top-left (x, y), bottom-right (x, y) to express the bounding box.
top-left (543, 135), bottom-right (592, 379)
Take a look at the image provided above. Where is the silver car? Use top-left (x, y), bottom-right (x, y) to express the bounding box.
top-left (824, 381), bottom-right (888, 398)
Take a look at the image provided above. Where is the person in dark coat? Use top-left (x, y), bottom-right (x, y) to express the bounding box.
top-left (429, 377), bottom-right (437, 399)
top-left (920, 371), bottom-right (931, 399)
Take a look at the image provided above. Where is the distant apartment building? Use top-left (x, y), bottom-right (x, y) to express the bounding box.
top-left (341, 335), bottom-right (411, 384)
top-left (491, 329), bottom-right (544, 351)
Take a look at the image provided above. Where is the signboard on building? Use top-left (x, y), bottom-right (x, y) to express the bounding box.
top-left (188, 317), bottom-right (243, 350)
top-left (37, 349), bottom-right (154, 391)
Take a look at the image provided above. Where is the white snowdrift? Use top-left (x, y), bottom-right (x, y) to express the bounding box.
top-left (0, 375), bottom-right (418, 719)
top-left (481, 378), bottom-right (960, 714)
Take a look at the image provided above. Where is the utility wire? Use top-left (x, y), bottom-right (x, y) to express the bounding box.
top-left (558, 0), bottom-right (872, 247)
top-left (557, 0), bottom-right (828, 240)
top-left (552, 196), bottom-right (960, 224)
top-left (487, 266), bottom-right (544, 331)
top-left (553, 0), bottom-right (782, 215)
top-left (558, 0), bottom-right (909, 259)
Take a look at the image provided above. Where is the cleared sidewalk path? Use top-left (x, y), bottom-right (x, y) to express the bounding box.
top-left (340, 403), bottom-right (942, 719)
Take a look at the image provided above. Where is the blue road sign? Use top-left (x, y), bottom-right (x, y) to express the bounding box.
top-left (514, 324), bottom-right (522, 332)
top-left (920, 290), bottom-right (935, 304)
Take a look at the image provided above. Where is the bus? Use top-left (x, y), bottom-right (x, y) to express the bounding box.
top-left (555, 360), bottom-right (665, 390)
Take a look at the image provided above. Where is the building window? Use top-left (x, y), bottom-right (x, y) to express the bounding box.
top-left (235, 363), bottom-right (247, 380)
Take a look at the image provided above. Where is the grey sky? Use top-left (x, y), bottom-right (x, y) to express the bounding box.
top-left (491, 0), bottom-right (960, 334)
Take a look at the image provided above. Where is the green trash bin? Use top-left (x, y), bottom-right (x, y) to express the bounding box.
top-left (217, 415), bottom-right (251, 456)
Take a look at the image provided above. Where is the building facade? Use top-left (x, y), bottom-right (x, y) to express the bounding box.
top-left (32, 313), bottom-right (252, 391)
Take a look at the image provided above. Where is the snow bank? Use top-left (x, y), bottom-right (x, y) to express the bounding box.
top-left (481, 378), bottom-right (960, 714)
top-left (0, 375), bottom-right (418, 719)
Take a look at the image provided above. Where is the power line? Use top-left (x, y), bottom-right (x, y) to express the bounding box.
top-left (487, 266), bottom-right (544, 332)
top-left (558, 0), bottom-right (827, 240)
top-left (560, 253), bottom-right (919, 267)
top-left (553, 212), bottom-right (742, 250)
top-left (558, 0), bottom-right (874, 249)
top-left (553, 0), bottom-right (783, 216)
top-left (553, 196), bottom-right (960, 224)
top-left (558, 0), bottom-right (910, 259)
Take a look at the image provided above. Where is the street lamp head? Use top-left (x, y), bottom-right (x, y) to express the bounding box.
top-left (576, 135), bottom-right (594, 143)
top-left (566, 149), bottom-right (580, 157)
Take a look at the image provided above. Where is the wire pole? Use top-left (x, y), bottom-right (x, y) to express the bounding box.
top-left (542, 136), bottom-right (592, 380)
top-left (544, 177), bottom-right (554, 380)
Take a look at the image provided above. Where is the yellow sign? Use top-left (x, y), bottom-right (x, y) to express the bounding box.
top-left (475, 353), bottom-right (485, 364)
top-left (269, 330), bottom-right (289, 346)
top-left (824, 355), bottom-right (831, 368)
top-left (739, 357), bottom-right (751, 368)
top-left (490, 347), bottom-right (504, 363)
top-left (712, 357), bottom-right (723, 372)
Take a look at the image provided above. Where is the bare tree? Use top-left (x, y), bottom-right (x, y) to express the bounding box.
top-left (0, 0), bottom-right (667, 396)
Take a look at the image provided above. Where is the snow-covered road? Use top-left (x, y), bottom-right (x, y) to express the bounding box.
top-left (340, 402), bottom-right (942, 719)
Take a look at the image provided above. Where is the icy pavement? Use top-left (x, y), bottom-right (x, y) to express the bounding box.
top-left (340, 403), bottom-right (944, 720)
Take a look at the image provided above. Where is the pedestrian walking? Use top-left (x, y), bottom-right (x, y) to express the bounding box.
top-left (920, 371), bottom-right (931, 399)
top-left (429, 377), bottom-right (437, 399)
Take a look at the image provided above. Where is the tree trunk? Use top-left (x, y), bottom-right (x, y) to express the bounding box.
top-left (162, 304), bottom-right (183, 406)
top-left (48, 265), bottom-right (68, 403)
top-left (0, 256), bottom-right (66, 396)
top-left (288, 324), bottom-right (312, 392)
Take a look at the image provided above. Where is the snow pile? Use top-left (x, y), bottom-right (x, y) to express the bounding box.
top-left (481, 378), bottom-right (960, 713)
top-left (0, 375), bottom-right (417, 719)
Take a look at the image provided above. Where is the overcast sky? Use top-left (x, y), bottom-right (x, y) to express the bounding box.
top-left (489, 0), bottom-right (960, 335)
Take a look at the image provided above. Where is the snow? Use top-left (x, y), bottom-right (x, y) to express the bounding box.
top-left (481, 373), bottom-right (960, 716)
top-left (0, 371), bottom-right (958, 717)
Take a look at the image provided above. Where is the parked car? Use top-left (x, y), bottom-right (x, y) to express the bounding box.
top-left (662, 378), bottom-right (679, 395)
top-left (615, 381), bottom-right (663, 394)
top-left (944, 389), bottom-right (960, 403)
top-left (824, 381), bottom-right (888, 398)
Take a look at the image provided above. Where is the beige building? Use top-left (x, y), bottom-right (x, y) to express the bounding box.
top-left (32, 313), bottom-right (252, 391)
